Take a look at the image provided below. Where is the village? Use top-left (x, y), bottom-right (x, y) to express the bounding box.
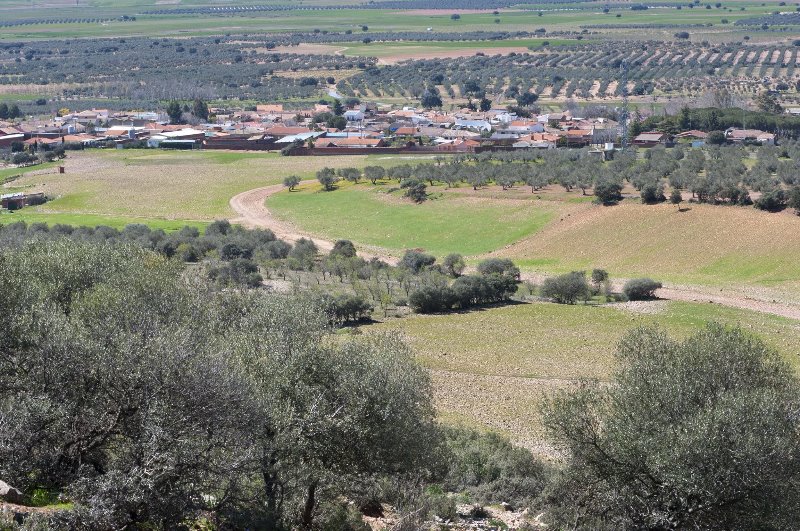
top-left (0, 101), bottom-right (778, 160)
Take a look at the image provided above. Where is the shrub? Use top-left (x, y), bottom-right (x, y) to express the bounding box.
top-left (401, 178), bottom-right (427, 203)
top-left (754, 188), bottom-right (787, 212)
top-left (541, 324), bottom-right (800, 529)
top-left (442, 253), bottom-right (466, 277)
top-left (623, 278), bottom-right (662, 300)
top-left (640, 182), bottom-right (666, 204)
top-left (323, 294), bottom-right (373, 323)
top-left (594, 177), bottom-right (623, 205)
top-left (330, 239), bottom-right (357, 259)
top-left (283, 175), bottom-right (301, 190)
top-left (400, 250), bottom-right (436, 273)
top-left (541, 272), bottom-right (590, 304)
top-left (441, 427), bottom-right (550, 509)
top-left (409, 284), bottom-right (456, 313)
top-left (476, 258), bottom-right (520, 279)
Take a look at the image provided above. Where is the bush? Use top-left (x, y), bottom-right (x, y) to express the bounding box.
top-left (622, 278), bottom-right (662, 300)
top-left (442, 427), bottom-right (550, 509)
top-left (409, 284), bottom-right (456, 313)
top-left (323, 294), bottom-right (373, 323)
top-left (476, 258), bottom-right (520, 279)
top-left (593, 177), bottom-right (623, 205)
top-left (401, 178), bottom-right (427, 203)
top-left (451, 274), bottom-right (518, 308)
top-left (640, 182), bottom-right (666, 204)
top-left (754, 188), bottom-right (787, 212)
top-left (330, 239), bottom-right (357, 259)
top-left (442, 253), bottom-right (466, 277)
top-left (400, 250), bottom-right (436, 273)
top-left (540, 324), bottom-right (800, 529)
top-left (541, 272), bottom-right (590, 304)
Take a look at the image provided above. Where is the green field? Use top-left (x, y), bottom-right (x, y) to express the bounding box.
top-left (0, 1), bottom-right (780, 41)
top-left (0, 210), bottom-right (208, 232)
top-left (2, 150), bottom-right (445, 228)
top-left (267, 181), bottom-right (557, 256)
top-left (366, 299), bottom-right (800, 449)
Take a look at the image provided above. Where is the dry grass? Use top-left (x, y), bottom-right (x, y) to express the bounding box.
top-left (494, 200), bottom-right (800, 292)
top-left (12, 150), bottom-right (373, 221)
top-left (366, 300), bottom-right (800, 456)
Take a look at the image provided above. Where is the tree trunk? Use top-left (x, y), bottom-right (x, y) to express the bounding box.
top-left (301, 482), bottom-right (317, 529)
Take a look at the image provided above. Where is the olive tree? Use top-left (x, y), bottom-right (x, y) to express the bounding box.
top-left (316, 167), bottom-right (339, 191)
top-left (0, 242), bottom-right (256, 529)
top-left (541, 324), bottom-right (800, 530)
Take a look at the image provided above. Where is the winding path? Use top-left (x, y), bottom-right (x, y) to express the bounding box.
top-left (229, 184), bottom-right (800, 321)
top-left (229, 180), bottom-right (400, 264)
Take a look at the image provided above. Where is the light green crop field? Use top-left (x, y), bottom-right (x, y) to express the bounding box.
top-left (365, 299), bottom-right (800, 451)
top-left (267, 181), bottom-right (558, 256)
top-left (0, 1), bottom-right (780, 41)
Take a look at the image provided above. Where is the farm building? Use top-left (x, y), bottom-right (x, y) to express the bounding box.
top-left (1, 192), bottom-right (45, 210)
top-left (725, 128), bottom-right (775, 145)
top-left (1, 193), bottom-right (24, 210)
top-left (633, 131), bottom-right (670, 147)
top-left (320, 137), bottom-right (386, 148)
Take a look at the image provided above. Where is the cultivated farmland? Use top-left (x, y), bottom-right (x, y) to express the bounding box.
top-left (366, 298), bottom-right (800, 454)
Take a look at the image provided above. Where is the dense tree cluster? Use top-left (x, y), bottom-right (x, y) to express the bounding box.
top-left (0, 240), bottom-right (442, 529)
top-left (407, 254), bottom-right (521, 313)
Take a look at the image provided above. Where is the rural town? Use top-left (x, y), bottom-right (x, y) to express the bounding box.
top-left (2, 0), bottom-right (800, 530)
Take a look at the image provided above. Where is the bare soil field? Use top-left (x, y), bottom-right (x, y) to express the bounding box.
top-left (494, 200), bottom-right (800, 299)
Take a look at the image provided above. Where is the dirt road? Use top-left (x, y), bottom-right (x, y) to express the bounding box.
top-left (229, 184), bottom-right (800, 321)
top-left (229, 181), bottom-right (400, 264)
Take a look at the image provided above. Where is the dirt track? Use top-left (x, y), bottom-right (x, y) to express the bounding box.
top-left (229, 184), bottom-right (800, 321)
top-left (229, 181), bottom-right (400, 264)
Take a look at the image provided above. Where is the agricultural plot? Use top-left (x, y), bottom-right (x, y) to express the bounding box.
top-left (266, 181), bottom-right (561, 256)
top-left (339, 40), bottom-right (800, 103)
top-left (366, 299), bottom-right (800, 452)
top-left (5, 150), bottom-right (378, 224)
top-left (338, 38), bottom-right (576, 63)
top-left (0, 1), bottom-right (780, 40)
top-left (266, 179), bottom-right (800, 295)
top-left (497, 200), bottom-right (800, 292)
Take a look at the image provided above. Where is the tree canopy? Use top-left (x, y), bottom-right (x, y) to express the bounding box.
top-left (542, 324), bottom-right (800, 530)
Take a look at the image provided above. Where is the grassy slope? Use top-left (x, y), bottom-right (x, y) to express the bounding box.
top-left (267, 181), bottom-right (557, 256)
top-left (366, 299), bottom-right (800, 450)
top-left (497, 200), bottom-right (800, 289)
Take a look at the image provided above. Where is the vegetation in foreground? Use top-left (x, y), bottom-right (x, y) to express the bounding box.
top-left (2, 238), bottom-right (799, 529)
